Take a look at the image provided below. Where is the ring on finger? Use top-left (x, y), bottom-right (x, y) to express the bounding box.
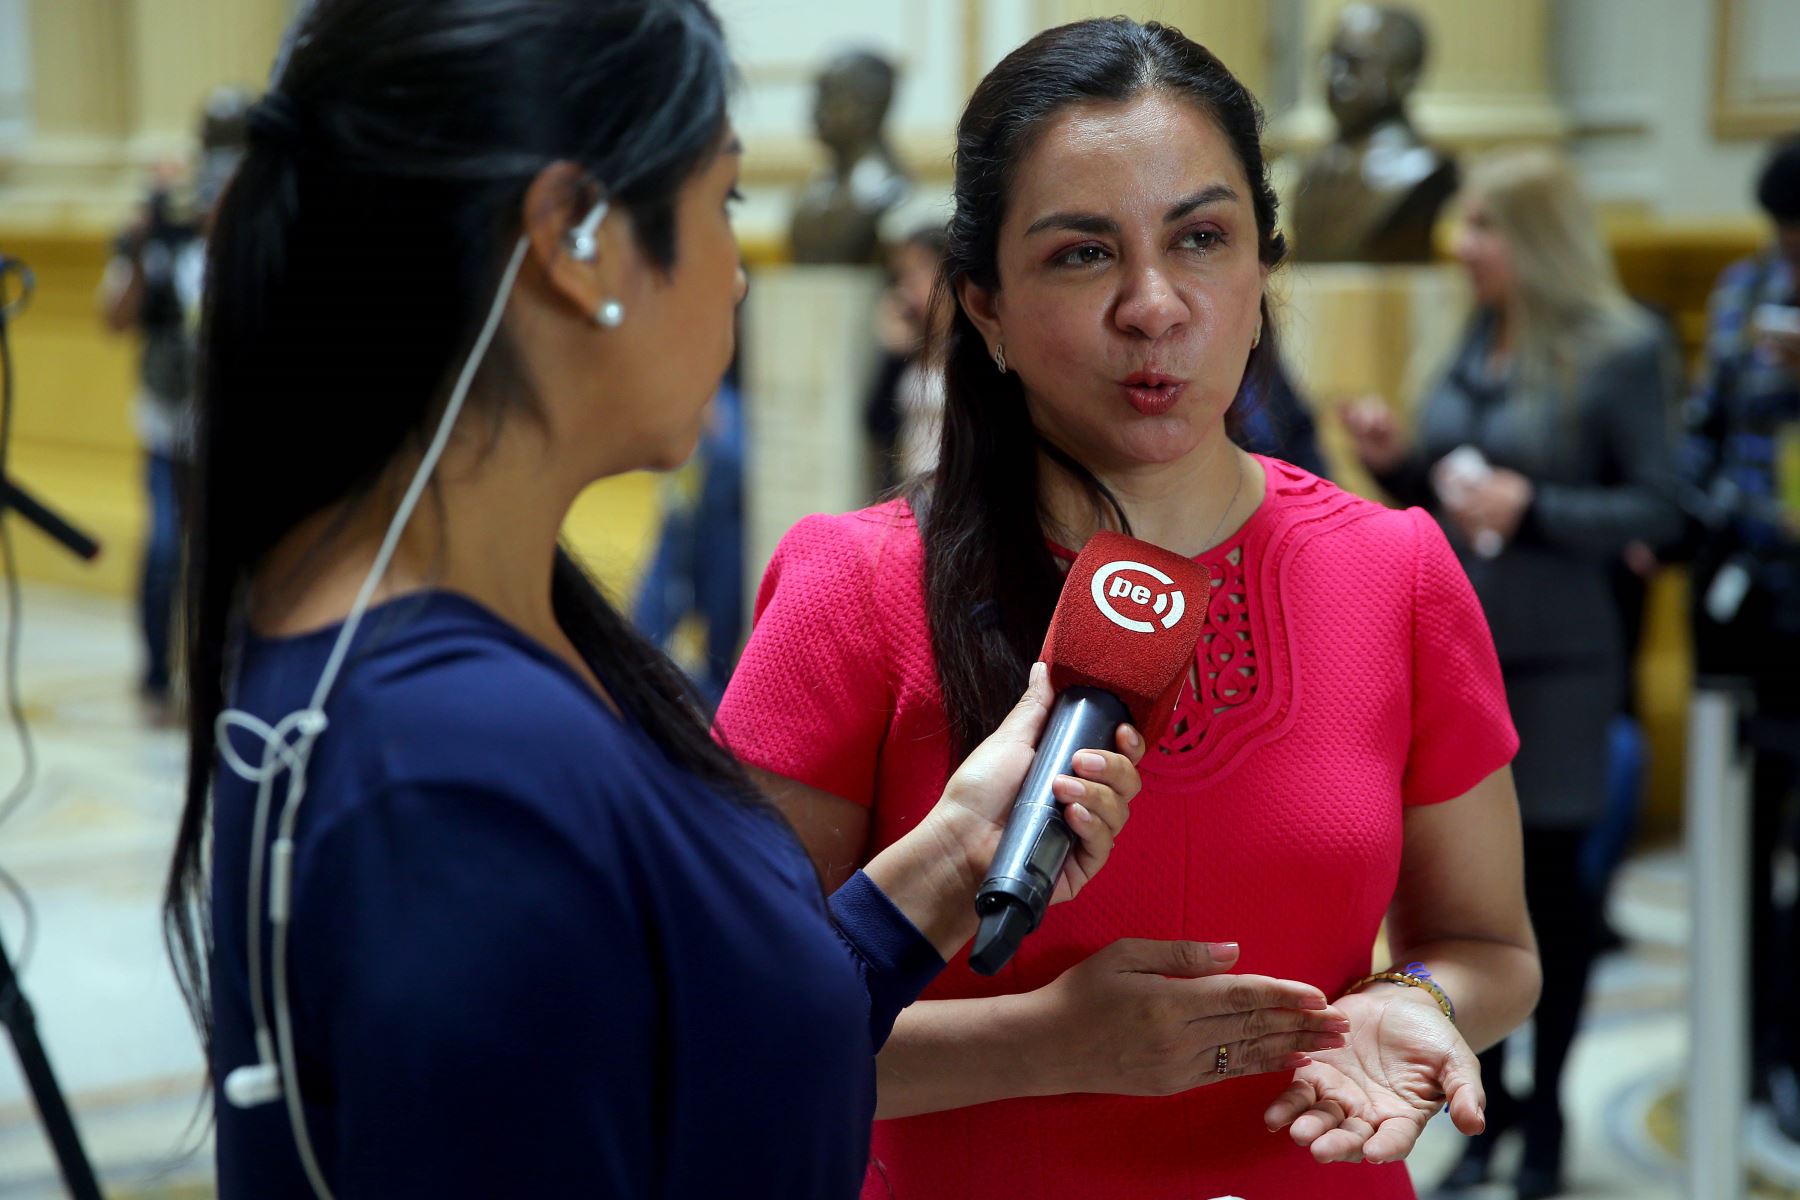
top-left (1215, 1044), bottom-right (1230, 1075)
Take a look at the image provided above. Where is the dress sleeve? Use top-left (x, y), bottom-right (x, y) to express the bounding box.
top-left (302, 781), bottom-right (657, 1198)
top-left (1402, 509), bottom-right (1520, 807)
top-left (715, 514), bottom-right (893, 808)
top-left (827, 871), bottom-right (945, 1050)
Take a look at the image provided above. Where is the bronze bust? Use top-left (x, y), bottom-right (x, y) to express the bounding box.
top-left (1290, 4), bottom-right (1457, 264)
top-left (788, 50), bottom-right (911, 266)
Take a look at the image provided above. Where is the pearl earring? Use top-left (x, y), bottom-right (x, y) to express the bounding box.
top-left (596, 299), bottom-right (624, 328)
top-left (993, 342), bottom-right (1007, 373)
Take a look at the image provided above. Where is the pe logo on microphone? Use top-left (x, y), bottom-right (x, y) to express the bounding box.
top-left (1090, 560), bottom-right (1187, 634)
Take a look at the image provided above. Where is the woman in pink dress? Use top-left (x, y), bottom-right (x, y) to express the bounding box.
top-left (716, 17), bottom-right (1541, 1199)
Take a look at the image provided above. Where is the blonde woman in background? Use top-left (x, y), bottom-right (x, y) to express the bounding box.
top-left (1345, 147), bottom-right (1684, 1200)
top-left (866, 224), bottom-right (952, 487)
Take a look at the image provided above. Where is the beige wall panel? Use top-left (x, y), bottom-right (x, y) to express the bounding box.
top-left (1033, 0), bottom-right (1269, 98)
top-left (25, 0), bottom-right (130, 138)
top-left (124, 0), bottom-right (288, 150)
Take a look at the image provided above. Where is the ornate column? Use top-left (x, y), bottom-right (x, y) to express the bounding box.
top-left (123, 0), bottom-right (291, 161)
top-left (2, 0), bottom-right (134, 223)
top-left (3, 0), bottom-right (287, 227)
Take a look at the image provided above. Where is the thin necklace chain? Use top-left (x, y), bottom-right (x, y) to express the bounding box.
top-left (1199, 451), bottom-right (1248, 553)
top-left (1046, 449), bottom-right (1250, 558)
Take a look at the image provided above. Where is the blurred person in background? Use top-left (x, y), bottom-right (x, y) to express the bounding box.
top-left (1579, 548), bottom-right (1656, 954)
top-left (97, 86), bottom-right (252, 725)
top-left (1236, 360), bottom-right (1330, 478)
top-left (1346, 147), bottom-right (1684, 1199)
top-left (634, 359), bottom-right (745, 708)
top-left (865, 223), bottom-right (950, 489)
top-left (1679, 131), bottom-right (1800, 1142)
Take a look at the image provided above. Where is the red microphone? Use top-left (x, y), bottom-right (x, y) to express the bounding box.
top-left (969, 532), bottom-right (1212, 974)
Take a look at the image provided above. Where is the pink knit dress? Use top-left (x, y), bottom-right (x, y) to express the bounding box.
top-left (716, 457), bottom-right (1519, 1200)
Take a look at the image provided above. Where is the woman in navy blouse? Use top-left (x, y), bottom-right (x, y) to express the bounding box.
top-left (161, 2), bottom-right (1145, 1196)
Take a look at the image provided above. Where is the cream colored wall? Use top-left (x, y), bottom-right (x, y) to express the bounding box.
top-left (1556, 0), bottom-right (1782, 219)
top-left (0, 0), bottom-right (29, 149)
top-left (1035, 0), bottom-right (1268, 97)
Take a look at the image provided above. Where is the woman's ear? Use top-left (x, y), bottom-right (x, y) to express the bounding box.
top-left (956, 274), bottom-right (1004, 361)
top-left (520, 160), bottom-right (630, 323)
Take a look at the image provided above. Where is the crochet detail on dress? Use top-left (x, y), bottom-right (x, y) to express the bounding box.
top-left (1160, 544), bottom-right (1258, 756)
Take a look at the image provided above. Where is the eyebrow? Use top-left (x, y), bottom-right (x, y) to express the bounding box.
top-left (1164, 184), bottom-right (1239, 222)
top-left (1025, 212), bottom-right (1118, 237)
top-left (1024, 184), bottom-right (1240, 237)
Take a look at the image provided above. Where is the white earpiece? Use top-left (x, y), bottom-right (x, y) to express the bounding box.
top-left (566, 197), bottom-right (609, 263)
top-left (566, 197), bottom-right (622, 326)
top-left (224, 1061), bottom-right (283, 1109)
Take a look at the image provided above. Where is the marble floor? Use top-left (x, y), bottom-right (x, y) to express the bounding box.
top-left (0, 581), bottom-right (1795, 1199)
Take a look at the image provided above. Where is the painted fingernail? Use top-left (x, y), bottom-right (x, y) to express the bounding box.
top-left (1322, 1019), bottom-right (1352, 1034)
top-left (1312, 1034), bottom-right (1347, 1050)
top-left (1073, 750), bottom-right (1106, 773)
top-left (1280, 1053), bottom-right (1312, 1071)
top-left (1301, 993), bottom-right (1330, 1010)
top-left (1208, 941), bottom-right (1241, 958)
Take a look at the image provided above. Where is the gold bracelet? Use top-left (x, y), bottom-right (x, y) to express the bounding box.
top-left (1347, 962), bottom-right (1456, 1024)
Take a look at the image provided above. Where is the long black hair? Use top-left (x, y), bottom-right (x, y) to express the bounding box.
top-left (911, 18), bottom-right (1287, 761)
top-left (165, 0), bottom-right (757, 1059)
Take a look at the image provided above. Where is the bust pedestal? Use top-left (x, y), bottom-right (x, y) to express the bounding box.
top-left (741, 265), bottom-right (885, 604)
top-left (1273, 262), bottom-right (1469, 497)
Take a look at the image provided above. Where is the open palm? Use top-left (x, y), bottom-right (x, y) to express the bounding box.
top-left (1263, 990), bottom-right (1485, 1164)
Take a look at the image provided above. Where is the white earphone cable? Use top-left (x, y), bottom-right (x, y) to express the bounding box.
top-left (218, 230), bottom-right (538, 1200)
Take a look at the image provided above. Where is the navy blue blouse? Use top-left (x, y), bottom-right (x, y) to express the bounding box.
top-left (209, 592), bottom-right (942, 1198)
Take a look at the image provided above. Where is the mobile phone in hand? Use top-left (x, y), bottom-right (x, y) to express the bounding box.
top-left (1751, 304), bottom-right (1800, 339)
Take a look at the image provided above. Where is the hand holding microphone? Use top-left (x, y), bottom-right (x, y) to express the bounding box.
top-left (968, 531), bottom-right (1215, 974)
top-left (875, 531), bottom-right (1212, 970)
top-left (887, 660), bottom-right (1144, 961)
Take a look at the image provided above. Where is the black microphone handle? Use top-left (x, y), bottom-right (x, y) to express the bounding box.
top-left (968, 686), bottom-right (1130, 976)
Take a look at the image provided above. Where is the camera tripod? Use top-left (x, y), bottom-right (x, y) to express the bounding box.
top-left (1, 251), bottom-right (106, 1200)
